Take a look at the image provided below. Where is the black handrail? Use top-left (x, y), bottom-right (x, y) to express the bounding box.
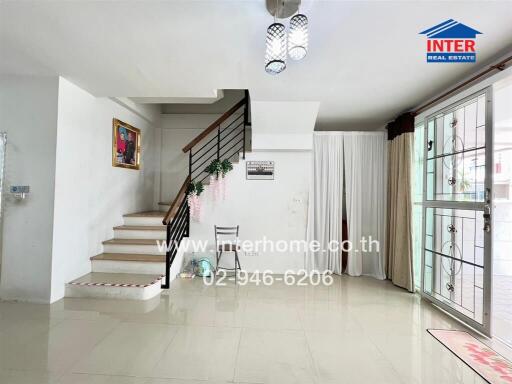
top-left (161, 95), bottom-right (249, 289)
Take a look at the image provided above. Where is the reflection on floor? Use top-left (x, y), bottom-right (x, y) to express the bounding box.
top-left (0, 275), bottom-right (506, 384)
top-left (493, 275), bottom-right (512, 346)
top-left (493, 198), bottom-right (512, 346)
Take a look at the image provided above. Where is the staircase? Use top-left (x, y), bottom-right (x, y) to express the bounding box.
top-left (65, 92), bottom-right (250, 300)
top-left (65, 211), bottom-right (167, 300)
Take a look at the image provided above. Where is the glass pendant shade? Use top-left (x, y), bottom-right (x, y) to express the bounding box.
top-left (288, 14), bottom-right (308, 60)
top-left (265, 22), bottom-right (287, 74)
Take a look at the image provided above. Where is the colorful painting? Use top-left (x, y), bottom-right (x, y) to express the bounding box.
top-left (112, 118), bottom-right (140, 170)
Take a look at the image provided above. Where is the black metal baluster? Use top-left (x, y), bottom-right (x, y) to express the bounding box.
top-left (189, 149), bottom-right (193, 181)
top-left (162, 221), bottom-right (171, 289)
top-left (185, 204), bottom-right (190, 237)
top-left (243, 95), bottom-right (248, 160)
top-left (217, 125), bottom-right (221, 160)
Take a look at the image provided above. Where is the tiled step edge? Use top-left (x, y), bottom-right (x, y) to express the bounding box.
top-left (67, 274), bottom-right (164, 288)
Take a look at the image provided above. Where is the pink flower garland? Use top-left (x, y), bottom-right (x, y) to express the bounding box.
top-left (187, 192), bottom-right (202, 222)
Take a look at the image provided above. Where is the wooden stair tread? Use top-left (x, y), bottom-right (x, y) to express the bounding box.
top-left (91, 253), bottom-right (165, 263)
top-left (114, 225), bottom-right (165, 231)
top-left (123, 211), bottom-right (165, 218)
top-left (102, 238), bottom-right (163, 245)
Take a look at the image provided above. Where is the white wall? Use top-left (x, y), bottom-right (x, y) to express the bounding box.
top-left (112, 97), bottom-right (162, 124)
top-left (159, 99), bottom-right (319, 202)
top-left (0, 75), bottom-right (59, 303)
top-left (159, 112), bottom-right (247, 202)
top-left (159, 114), bottom-right (219, 202)
top-left (50, 78), bottom-right (160, 302)
top-left (162, 100), bottom-right (316, 273)
top-left (185, 151), bottom-right (311, 273)
top-left (251, 101), bottom-right (319, 151)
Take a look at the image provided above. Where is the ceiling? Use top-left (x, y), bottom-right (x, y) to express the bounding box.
top-left (1, 0), bottom-right (511, 130)
top-left (160, 90), bottom-right (245, 114)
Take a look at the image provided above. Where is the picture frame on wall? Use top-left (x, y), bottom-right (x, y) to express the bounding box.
top-left (112, 118), bottom-right (141, 170)
top-left (246, 161), bottom-right (275, 180)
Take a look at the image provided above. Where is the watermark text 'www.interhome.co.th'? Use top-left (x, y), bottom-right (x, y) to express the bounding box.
top-left (156, 236), bottom-right (380, 254)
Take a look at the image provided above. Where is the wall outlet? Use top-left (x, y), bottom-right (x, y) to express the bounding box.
top-left (245, 251), bottom-right (259, 257)
top-left (10, 186), bottom-right (30, 194)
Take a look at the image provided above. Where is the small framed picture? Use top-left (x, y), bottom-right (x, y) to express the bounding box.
top-left (246, 161), bottom-right (275, 180)
top-left (112, 118), bottom-right (141, 170)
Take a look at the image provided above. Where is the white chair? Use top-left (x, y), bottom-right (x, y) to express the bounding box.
top-left (214, 225), bottom-right (241, 279)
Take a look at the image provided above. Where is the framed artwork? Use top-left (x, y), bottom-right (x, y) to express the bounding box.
top-left (246, 161), bottom-right (275, 180)
top-left (112, 118), bottom-right (141, 170)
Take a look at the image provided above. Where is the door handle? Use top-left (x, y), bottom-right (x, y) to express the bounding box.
top-left (485, 188), bottom-right (491, 204)
top-left (483, 205), bottom-right (491, 233)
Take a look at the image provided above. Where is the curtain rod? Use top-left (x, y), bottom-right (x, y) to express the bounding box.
top-left (413, 54), bottom-right (512, 116)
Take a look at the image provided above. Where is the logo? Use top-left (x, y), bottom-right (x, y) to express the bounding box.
top-left (420, 19), bottom-right (482, 63)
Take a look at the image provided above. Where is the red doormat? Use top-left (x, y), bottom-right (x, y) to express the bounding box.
top-left (428, 329), bottom-right (512, 383)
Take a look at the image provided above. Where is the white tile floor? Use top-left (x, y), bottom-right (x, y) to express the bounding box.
top-left (493, 275), bottom-right (512, 346)
top-left (0, 275), bottom-right (504, 383)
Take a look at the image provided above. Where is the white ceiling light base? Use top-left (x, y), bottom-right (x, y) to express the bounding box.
top-left (266, 0), bottom-right (301, 18)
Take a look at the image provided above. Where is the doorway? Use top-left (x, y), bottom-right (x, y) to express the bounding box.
top-left (421, 89), bottom-right (492, 336)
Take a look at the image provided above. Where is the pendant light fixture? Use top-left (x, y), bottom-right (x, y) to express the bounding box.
top-left (265, 2), bottom-right (287, 75)
top-left (265, 22), bottom-right (287, 74)
top-left (264, 0), bottom-right (308, 74)
top-left (288, 13), bottom-right (308, 60)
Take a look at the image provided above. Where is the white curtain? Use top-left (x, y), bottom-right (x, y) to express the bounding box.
top-left (305, 133), bottom-right (344, 274)
top-left (306, 132), bottom-right (387, 279)
top-left (344, 132), bottom-right (387, 279)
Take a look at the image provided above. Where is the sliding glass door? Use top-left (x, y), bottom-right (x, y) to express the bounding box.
top-left (421, 88), bottom-right (492, 335)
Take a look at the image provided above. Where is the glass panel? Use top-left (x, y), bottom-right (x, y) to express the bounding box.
top-left (423, 207), bottom-right (484, 324)
top-left (492, 77), bottom-right (512, 346)
top-left (426, 96), bottom-right (486, 202)
top-left (424, 252), bottom-right (433, 294)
